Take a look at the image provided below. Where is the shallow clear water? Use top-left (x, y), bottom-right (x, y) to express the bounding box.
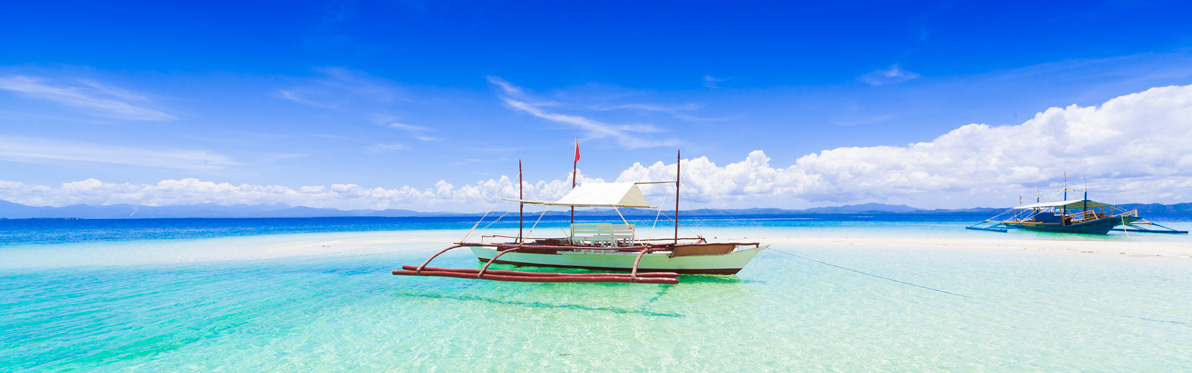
top-left (2, 217), bottom-right (1191, 370)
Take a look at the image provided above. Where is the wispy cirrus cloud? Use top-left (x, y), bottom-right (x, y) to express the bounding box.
top-left (0, 75), bottom-right (175, 121)
top-left (590, 102), bottom-right (735, 122)
top-left (280, 68), bottom-right (441, 144)
top-left (487, 77), bottom-right (522, 95)
top-left (487, 76), bottom-right (679, 149)
top-left (277, 67), bottom-right (408, 109)
top-left (366, 143), bottom-right (409, 153)
top-left (388, 122), bottom-right (430, 132)
top-left (386, 121), bottom-right (442, 141)
top-left (703, 75), bottom-right (729, 89)
top-left (859, 64), bottom-right (921, 86)
top-left (278, 89), bottom-right (338, 109)
top-left (0, 136), bottom-right (239, 170)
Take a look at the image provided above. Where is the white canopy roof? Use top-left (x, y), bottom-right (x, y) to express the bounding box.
top-left (1014, 199), bottom-right (1113, 210)
top-left (510, 183), bottom-right (656, 208)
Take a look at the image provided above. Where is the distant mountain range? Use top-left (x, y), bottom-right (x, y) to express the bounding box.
top-left (1, 199), bottom-right (1189, 219)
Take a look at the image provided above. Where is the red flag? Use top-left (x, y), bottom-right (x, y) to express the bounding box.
top-left (574, 138), bottom-right (580, 163)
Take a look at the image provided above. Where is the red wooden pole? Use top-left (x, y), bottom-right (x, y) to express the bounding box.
top-left (401, 265), bottom-right (679, 278)
top-left (393, 270), bottom-right (678, 284)
top-left (413, 244), bottom-right (465, 274)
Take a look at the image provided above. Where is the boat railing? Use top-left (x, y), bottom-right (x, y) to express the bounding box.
top-left (1065, 210), bottom-right (1100, 223)
top-left (570, 223), bottom-right (635, 246)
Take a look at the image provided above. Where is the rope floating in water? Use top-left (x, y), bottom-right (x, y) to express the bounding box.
top-left (770, 248), bottom-right (969, 298)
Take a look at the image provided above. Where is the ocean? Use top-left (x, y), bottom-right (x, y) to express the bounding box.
top-left (2, 215), bottom-right (1191, 370)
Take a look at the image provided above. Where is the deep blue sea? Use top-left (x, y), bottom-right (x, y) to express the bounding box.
top-left (12, 213), bottom-right (1188, 247)
top-left (2, 215), bottom-right (1191, 370)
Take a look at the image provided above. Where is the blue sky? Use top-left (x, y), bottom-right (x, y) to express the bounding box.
top-left (3, 1), bottom-right (1192, 211)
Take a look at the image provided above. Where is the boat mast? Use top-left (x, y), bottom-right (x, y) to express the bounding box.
top-left (675, 149), bottom-right (680, 245)
top-left (1083, 175), bottom-right (1088, 212)
top-left (519, 160), bottom-right (524, 243)
top-left (1063, 172), bottom-right (1068, 225)
top-left (572, 138), bottom-right (578, 225)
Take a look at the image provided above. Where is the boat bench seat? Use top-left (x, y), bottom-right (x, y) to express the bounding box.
top-left (570, 223), bottom-right (634, 246)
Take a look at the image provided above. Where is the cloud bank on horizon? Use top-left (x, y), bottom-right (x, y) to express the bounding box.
top-left (3, 84), bottom-right (1191, 211)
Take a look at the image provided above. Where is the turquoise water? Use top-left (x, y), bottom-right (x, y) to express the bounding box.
top-left (3, 216), bottom-right (1191, 370)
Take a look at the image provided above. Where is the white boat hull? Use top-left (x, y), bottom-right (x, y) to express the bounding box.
top-left (469, 245), bottom-right (768, 275)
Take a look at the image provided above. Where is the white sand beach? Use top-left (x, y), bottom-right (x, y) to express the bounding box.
top-left (7, 227), bottom-right (1190, 271)
top-left (286, 227), bottom-right (1191, 257)
top-left (188, 228), bottom-right (1192, 262)
top-left (763, 235), bottom-right (1192, 258)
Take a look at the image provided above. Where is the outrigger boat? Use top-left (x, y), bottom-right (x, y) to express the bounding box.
top-left (967, 180), bottom-right (1187, 235)
top-left (393, 150), bottom-right (768, 284)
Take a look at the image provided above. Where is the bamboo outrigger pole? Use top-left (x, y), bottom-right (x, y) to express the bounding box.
top-left (675, 149), bottom-right (680, 246)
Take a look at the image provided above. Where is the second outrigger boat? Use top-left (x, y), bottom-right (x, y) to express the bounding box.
top-left (967, 179), bottom-right (1187, 235)
top-left (393, 150), bottom-right (768, 284)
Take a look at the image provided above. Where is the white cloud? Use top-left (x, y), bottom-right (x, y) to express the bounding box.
top-left (488, 76), bottom-right (679, 149)
top-left (859, 64), bottom-right (921, 86)
top-left (5, 84), bottom-right (1192, 210)
top-left (619, 84), bottom-right (1192, 207)
top-left (0, 173), bottom-right (609, 211)
top-left (0, 136), bottom-right (240, 171)
top-left (0, 75), bottom-right (174, 121)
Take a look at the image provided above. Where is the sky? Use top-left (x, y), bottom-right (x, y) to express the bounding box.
top-left (2, 1), bottom-right (1192, 212)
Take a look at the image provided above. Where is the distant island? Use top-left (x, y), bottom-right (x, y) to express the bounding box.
top-left (2, 199), bottom-right (1190, 219)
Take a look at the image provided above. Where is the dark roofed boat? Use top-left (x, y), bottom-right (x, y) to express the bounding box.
top-left (967, 183), bottom-right (1187, 235)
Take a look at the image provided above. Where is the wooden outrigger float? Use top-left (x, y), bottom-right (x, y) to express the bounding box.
top-left (967, 179), bottom-right (1187, 235)
top-left (393, 150), bottom-right (768, 284)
